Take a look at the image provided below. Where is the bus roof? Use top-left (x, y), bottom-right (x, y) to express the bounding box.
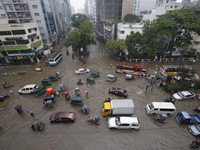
top-left (161, 65), bottom-right (194, 69)
top-left (116, 63), bottom-right (147, 69)
top-left (49, 52), bottom-right (62, 60)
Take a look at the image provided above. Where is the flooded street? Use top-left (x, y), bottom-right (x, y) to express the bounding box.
top-left (0, 39), bottom-right (200, 150)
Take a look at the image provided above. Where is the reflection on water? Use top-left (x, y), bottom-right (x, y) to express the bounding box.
top-left (0, 40), bottom-right (199, 150)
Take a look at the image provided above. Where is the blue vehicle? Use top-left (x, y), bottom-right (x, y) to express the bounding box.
top-left (48, 52), bottom-right (62, 66)
top-left (175, 111), bottom-right (200, 124)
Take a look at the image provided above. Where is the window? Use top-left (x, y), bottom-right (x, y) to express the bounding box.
top-left (39, 27), bottom-right (43, 30)
top-left (0, 6), bottom-right (3, 9)
top-left (36, 20), bottom-right (41, 23)
top-left (35, 13), bottom-right (39, 16)
top-left (1, 14), bottom-right (6, 18)
top-left (32, 5), bottom-right (38, 9)
top-left (0, 31), bottom-right (12, 35)
top-left (120, 31), bottom-right (124, 34)
top-left (12, 30), bottom-right (26, 35)
top-left (41, 33), bottom-right (45, 36)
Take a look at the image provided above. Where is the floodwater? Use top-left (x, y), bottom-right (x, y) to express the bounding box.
top-left (0, 39), bottom-right (200, 150)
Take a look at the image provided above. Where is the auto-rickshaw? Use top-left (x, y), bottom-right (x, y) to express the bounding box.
top-left (46, 87), bottom-right (55, 95)
top-left (43, 94), bottom-right (56, 103)
top-left (106, 74), bottom-right (117, 82)
top-left (70, 96), bottom-right (84, 106)
top-left (33, 87), bottom-right (46, 97)
top-left (31, 121), bottom-right (45, 131)
top-left (41, 79), bottom-right (52, 86)
top-left (86, 77), bottom-right (95, 84)
top-left (91, 71), bottom-right (100, 78)
top-left (48, 75), bottom-right (59, 82)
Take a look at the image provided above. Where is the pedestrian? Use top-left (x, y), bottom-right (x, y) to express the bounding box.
top-left (9, 90), bottom-right (13, 95)
top-left (56, 91), bottom-right (59, 97)
top-left (31, 124), bottom-right (35, 130)
top-left (30, 110), bottom-right (34, 117)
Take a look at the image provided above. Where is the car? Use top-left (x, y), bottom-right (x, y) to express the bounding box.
top-left (172, 90), bottom-right (196, 100)
top-left (107, 116), bottom-right (141, 129)
top-left (49, 112), bottom-right (76, 123)
top-left (108, 87), bottom-right (128, 97)
top-left (18, 84), bottom-right (38, 94)
top-left (75, 68), bottom-right (90, 75)
top-left (188, 124), bottom-right (200, 137)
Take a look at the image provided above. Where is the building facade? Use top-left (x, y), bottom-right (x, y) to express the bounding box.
top-left (0, 19), bottom-right (43, 65)
top-left (134, 0), bottom-right (156, 15)
top-left (85, 0), bottom-right (96, 22)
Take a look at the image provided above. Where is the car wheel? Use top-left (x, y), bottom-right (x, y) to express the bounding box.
top-left (110, 127), bottom-right (116, 129)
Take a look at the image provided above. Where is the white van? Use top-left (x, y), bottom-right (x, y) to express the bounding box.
top-left (18, 84), bottom-right (38, 94)
top-left (145, 102), bottom-right (176, 115)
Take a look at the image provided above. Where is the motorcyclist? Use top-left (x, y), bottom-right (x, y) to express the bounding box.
top-left (77, 79), bottom-right (82, 84)
top-left (75, 88), bottom-right (80, 96)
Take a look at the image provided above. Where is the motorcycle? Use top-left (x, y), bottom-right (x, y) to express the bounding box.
top-left (189, 140), bottom-right (200, 149)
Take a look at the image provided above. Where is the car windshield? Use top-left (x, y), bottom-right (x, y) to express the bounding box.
top-left (148, 103), bottom-right (154, 109)
top-left (68, 112), bottom-right (74, 118)
top-left (115, 117), bottom-right (121, 125)
top-left (177, 92), bottom-right (184, 98)
top-left (195, 124), bottom-right (200, 132)
top-left (54, 112), bottom-right (60, 120)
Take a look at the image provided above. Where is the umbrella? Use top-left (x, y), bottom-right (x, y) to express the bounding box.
top-left (63, 92), bottom-right (68, 96)
top-left (94, 115), bottom-right (99, 119)
top-left (146, 82), bottom-right (151, 86)
top-left (14, 105), bottom-right (22, 110)
top-left (26, 108), bottom-right (32, 113)
top-left (54, 87), bottom-right (61, 92)
top-left (84, 90), bottom-right (88, 94)
top-left (47, 100), bottom-right (52, 104)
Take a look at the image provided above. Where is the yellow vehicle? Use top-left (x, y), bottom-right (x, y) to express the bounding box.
top-left (101, 99), bottom-right (134, 117)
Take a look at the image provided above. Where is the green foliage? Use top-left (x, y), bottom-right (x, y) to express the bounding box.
top-left (123, 14), bottom-right (141, 23)
top-left (65, 22), bottom-right (96, 50)
top-left (71, 13), bottom-right (89, 28)
top-left (194, 80), bottom-right (200, 90)
top-left (106, 40), bottom-right (127, 54)
top-left (165, 82), bottom-right (181, 93)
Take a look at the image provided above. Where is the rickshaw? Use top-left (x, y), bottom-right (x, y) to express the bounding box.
top-left (91, 71), bottom-right (100, 78)
top-left (48, 75), bottom-right (59, 82)
top-left (106, 74), bottom-right (117, 82)
top-left (79, 105), bottom-right (89, 114)
top-left (88, 115), bottom-right (100, 125)
top-left (41, 79), bottom-right (52, 86)
top-left (70, 96), bottom-right (84, 106)
top-left (46, 87), bottom-right (55, 95)
top-left (2, 82), bottom-right (13, 88)
top-left (86, 77), bottom-right (95, 84)
top-left (31, 121), bottom-right (45, 131)
top-left (43, 94), bottom-right (56, 103)
top-left (33, 87), bottom-right (46, 97)
top-left (63, 92), bottom-right (71, 100)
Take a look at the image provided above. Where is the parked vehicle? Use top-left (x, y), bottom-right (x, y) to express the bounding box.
top-left (33, 87), bottom-right (46, 97)
top-left (48, 75), bottom-right (59, 82)
top-left (86, 77), bottom-right (95, 84)
top-left (125, 74), bottom-right (133, 80)
top-left (101, 99), bottom-right (134, 116)
top-left (145, 102), bottom-right (176, 115)
top-left (91, 71), bottom-right (100, 78)
top-left (175, 111), bottom-right (200, 124)
top-left (172, 90), bottom-right (196, 101)
top-left (70, 96), bottom-right (84, 106)
top-left (75, 68), bottom-right (90, 75)
top-left (41, 79), bottom-right (52, 86)
top-left (31, 121), bottom-right (45, 131)
top-left (189, 140), bottom-right (200, 149)
top-left (188, 124), bottom-right (200, 137)
top-left (108, 87), bottom-right (128, 98)
top-left (107, 116), bottom-right (141, 130)
top-left (48, 52), bottom-right (62, 66)
top-left (18, 84), bottom-right (38, 94)
top-left (49, 112), bottom-right (76, 123)
top-left (106, 74), bottom-right (117, 82)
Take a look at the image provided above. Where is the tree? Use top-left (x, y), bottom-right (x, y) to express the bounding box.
top-left (106, 39), bottom-right (127, 55)
top-left (123, 14), bottom-right (141, 23)
top-left (71, 13), bottom-right (89, 28)
top-left (125, 32), bottom-right (142, 58)
top-left (65, 22), bottom-right (96, 52)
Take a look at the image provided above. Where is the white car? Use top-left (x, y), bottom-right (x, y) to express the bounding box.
top-left (18, 84), bottom-right (38, 94)
top-left (172, 90), bottom-right (196, 100)
top-left (75, 68), bottom-right (90, 75)
top-left (107, 116), bottom-right (141, 130)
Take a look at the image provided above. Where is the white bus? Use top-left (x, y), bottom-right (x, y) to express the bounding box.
top-left (48, 52), bottom-right (62, 66)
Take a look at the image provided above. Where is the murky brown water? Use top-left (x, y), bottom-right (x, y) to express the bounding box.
top-left (0, 39), bottom-right (200, 150)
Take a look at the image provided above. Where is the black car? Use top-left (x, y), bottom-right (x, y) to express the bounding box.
top-left (108, 87), bottom-right (128, 97)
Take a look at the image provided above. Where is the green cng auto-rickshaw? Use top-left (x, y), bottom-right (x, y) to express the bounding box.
top-left (91, 71), bottom-right (100, 78)
top-left (86, 77), bottom-right (95, 84)
top-left (70, 96), bottom-right (84, 106)
top-left (48, 75), bottom-right (59, 82)
top-left (43, 94), bottom-right (56, 103)
top-left (33, 87), bottom-right (46, 97)
top-left (41, 79), bottom-right (52, 86)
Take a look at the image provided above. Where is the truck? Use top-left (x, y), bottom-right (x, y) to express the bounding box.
top-left (175, 111), bottom-right (200, 124)
top-left (101, 99), bottom-right (134, 117)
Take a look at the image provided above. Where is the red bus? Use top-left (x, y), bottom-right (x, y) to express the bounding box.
top-left (116, 63), bottom-right (147, 76)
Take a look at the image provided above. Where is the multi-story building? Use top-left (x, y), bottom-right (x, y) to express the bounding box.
top-left (134, 0), bottom-right (156, 15)
top-left (85, 0), bottom-right (96, 22)
top-left (0, 19), bottom-right (43, 65)
top-left (95, 0), bottom-right (134, 41)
